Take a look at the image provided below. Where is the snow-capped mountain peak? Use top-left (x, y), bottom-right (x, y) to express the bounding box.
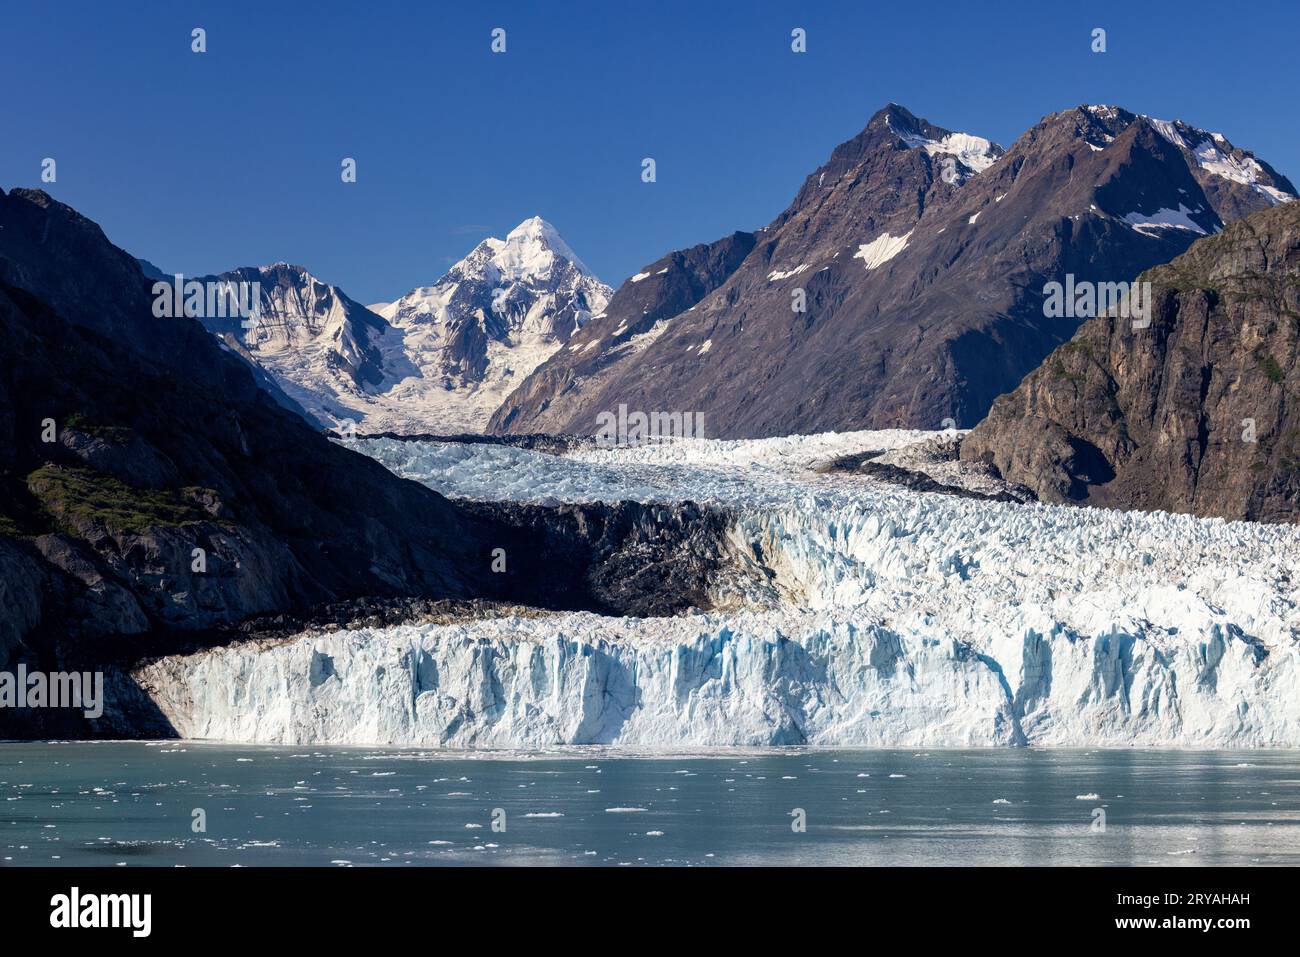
top-left (199, 221), bottom-right (610, 435)
top-left (189, 262), bottom-right (401, 426)
top-left (1142, 115), bottom-right (1295, 205)
top-left (381, 220), bottom-right (610, 335)
top-left (1079, 105), bottom-right (1296, 207)
top-left (196, 262), bottom-right (375, 352)
top-left (440, 216), bottom-right (594, 289)
top-left (381, 217), bottom-right (605, 326)
top-left (503, 215), bottom-right (592, 276)
top-left (883, 104), bottom-right (1004, 178)
top-left (187, 218), bottom-right (611, 434)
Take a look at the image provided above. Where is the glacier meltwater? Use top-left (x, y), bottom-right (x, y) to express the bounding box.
top-left (136, 431), bottom-right (1300, 747)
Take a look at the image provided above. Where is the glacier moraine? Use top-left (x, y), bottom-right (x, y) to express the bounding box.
top-left (135, 431), bottom-right (1300, 747)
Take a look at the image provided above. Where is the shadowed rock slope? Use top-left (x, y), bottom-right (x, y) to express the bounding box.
top-left (0, 189), bottom-right (744, 737)
top-left (963, 200), bottom-right (1300, 522)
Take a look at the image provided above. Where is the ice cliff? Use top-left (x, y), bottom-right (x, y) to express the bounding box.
top-left (133, 432), bottom-right (1300, 747)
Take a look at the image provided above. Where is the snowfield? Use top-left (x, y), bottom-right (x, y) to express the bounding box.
top-left (137, 431), bottom-right (1300, 747)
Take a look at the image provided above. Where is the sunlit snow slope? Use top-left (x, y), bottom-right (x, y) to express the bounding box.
top-left (138, 432), bottom-right (1300, 747)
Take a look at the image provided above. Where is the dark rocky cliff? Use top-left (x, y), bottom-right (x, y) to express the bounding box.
top-left (962, 200), bottom-right (1300, 522)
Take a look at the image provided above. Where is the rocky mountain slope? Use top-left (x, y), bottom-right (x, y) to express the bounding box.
top-left (491, 104), bottom-right (1295, 438)
top-left (0, 190), bottom-right (729, 738)
top-left (194, 262), bottom-right (401, 427)
top-left (0, 190), bottom-right (478, 652)
top-left (489, 229), bottom-right (757, 433)
top-left (962, 199), bottom-right (1300, 522)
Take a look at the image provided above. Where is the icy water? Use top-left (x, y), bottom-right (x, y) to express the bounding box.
top-left (2, 743), bottom-right (1298, 867)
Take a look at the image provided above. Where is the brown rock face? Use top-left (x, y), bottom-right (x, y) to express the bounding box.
top-left (962, 200), bottom-right (1300, 522)
top-left (489, 230), bottom-right (757, 433)
top-left (492, 104), bottom-right (1294, 439)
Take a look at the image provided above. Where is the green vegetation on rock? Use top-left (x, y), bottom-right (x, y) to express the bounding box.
top-left (26, 464), bottom-right (211, 534)
top-left (63, 412), bottom-right (133, 442)
top-left (1254, 349), bottom-right (1285, 384)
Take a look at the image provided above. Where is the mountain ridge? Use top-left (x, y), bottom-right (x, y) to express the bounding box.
top-left (197, 218), bottom-right (611, 434)
top-left (489, 103), bottom-right (1295, 439)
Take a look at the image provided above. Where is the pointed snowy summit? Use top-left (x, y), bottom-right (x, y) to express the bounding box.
top-left (880, 103), bottom-right (1004, 178)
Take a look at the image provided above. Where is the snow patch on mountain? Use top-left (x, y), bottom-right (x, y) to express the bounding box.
top-left (853, 231), bottom-right (912, 270)
top-left (887, 116), bottom-right (1002, 175)
top-left (1145, 116), bottom-right (1295, 206)
top-left (1122, 204), bottom-right (1210, 236)
top-left (768, 264), bottom-right (810, 282)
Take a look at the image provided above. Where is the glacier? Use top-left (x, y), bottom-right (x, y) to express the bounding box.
top-left (134, 431), bottom-right (1300, 748)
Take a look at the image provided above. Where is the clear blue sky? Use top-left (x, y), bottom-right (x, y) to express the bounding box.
top-left (4, 0), bottom-right (1297, 303)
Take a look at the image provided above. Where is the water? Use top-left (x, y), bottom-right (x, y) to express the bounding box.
top-left (2, 743), bottom-right (1298, 866)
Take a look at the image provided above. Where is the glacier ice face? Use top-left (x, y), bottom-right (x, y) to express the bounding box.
top-left (136, 431), bottom-right (1300, 747)
top-left (138, 613), bottom-right (1018, 747)
top-left (136, 598), bottom-right (1299, 748)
